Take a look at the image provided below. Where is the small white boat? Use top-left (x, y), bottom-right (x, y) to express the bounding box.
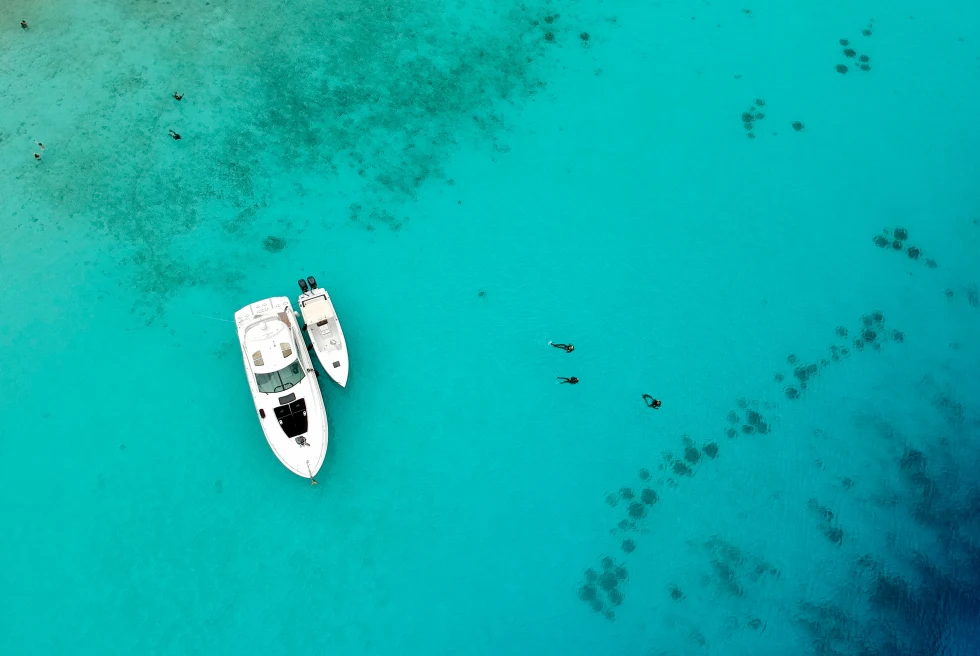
top-left (297, 276), bottom-right (349, 388)
top-left (235, 296), bottom-right (328, 481)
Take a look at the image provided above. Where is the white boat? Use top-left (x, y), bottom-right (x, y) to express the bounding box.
top-left (297, 276), bottom-right (349, 388)
top-left (235, 296), bottom-right (328, 481)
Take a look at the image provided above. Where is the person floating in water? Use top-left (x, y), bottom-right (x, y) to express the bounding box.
top-left (34, 152), bottom-right (41, 162)
top-left (173, 92), bottom-right (183, 101)
top-left (642, 394), bottom-right (661, 409)
top-left (21, 21), bottom-right (29, 30)
top-left (168, 129), bottom-right (181, 140)
top-left (558, 376), bottom-right (579, 385)
top-left (549, 341), bottom-right (575, 353)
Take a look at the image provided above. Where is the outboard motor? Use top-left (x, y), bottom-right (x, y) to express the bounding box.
top-left (298, 278), bottom-right (309, 293)
top-left (307, 276), bottom-right (318, 290)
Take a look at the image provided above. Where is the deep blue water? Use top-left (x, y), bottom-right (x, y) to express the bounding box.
top-left (2, 0), bottom-right (979, 654)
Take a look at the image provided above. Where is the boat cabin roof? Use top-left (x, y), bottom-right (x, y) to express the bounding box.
top-left (302, 296), bottom-right (333, 325)
top-left (243, 318), bottom-right (298, 374)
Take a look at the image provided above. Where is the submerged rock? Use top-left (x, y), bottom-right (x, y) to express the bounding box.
top-left (263, 235), bottom-right (287, 252)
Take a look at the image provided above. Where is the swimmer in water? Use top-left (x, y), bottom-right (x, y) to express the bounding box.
top-left (34, 140), bottom-right (45, 150)
top-left (21, 21), bottom-right (29, 30)
top-left (173, 92), bottom-right (183, 101)
top-left (168, 129), bottom-right (181, 140)
top-left (558, 376), bottom-right (579, 385)
top-left (642, 394), bottom-right (661, 409)
top-left (34, 153), bottom-right (41, 162)
top-left (549, 341), bottom-right (575, 353)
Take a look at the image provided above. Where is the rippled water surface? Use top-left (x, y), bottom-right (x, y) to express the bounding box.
top-left (2, 0), bottom-right (979, 654)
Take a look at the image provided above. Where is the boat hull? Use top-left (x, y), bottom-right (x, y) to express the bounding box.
top-left (298, 288), bottom-right (350, 387)
top-left (235, 297), bottom-right (328, 479)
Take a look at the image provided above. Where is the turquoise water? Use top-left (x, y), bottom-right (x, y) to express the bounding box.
top-left (3, 0), bottom-right (980, 653)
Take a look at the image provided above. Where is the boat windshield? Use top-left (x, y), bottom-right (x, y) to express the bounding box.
top-left (255, 360), bottom-right (306, 393)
